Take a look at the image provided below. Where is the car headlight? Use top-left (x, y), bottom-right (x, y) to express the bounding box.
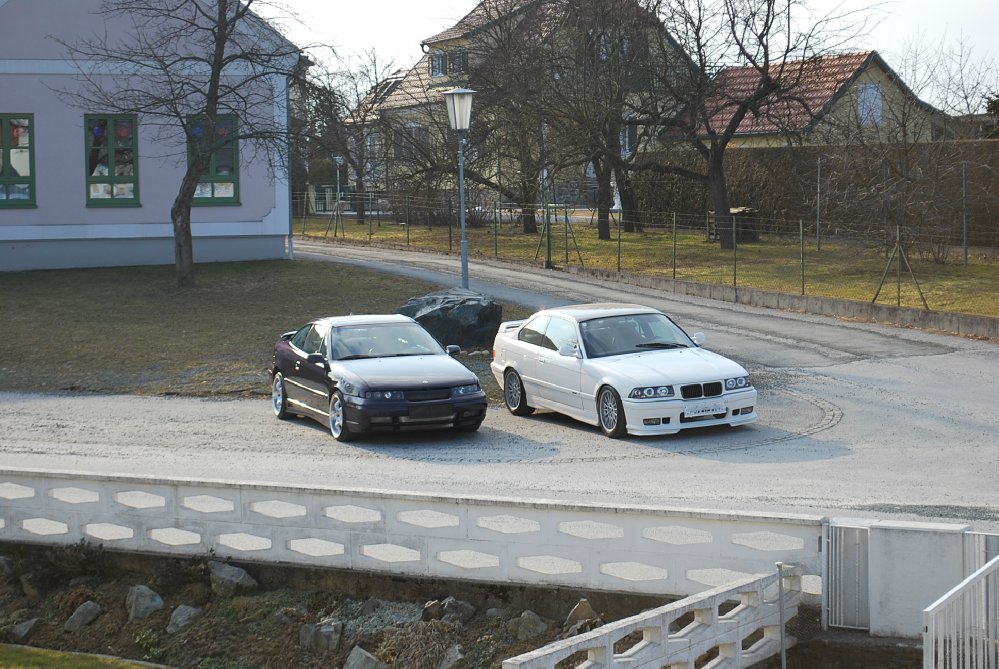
top-left (628, 385), bottom-right (674, 399)
top-left (724, 376), bottom-right (752, 390)
top-left (339, 381), bottom-right (358, 396)
top-left (363, 390), bottom-right (405, 400)
top-left (451, 383), bottom-right (480, 397)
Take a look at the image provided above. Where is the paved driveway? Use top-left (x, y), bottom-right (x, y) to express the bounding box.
top-left (2, 242), bottom-right (997, 531)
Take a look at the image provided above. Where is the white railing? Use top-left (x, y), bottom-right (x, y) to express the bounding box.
top-left (924, 555), bottom-right (999, 669)
top-left (0, 468), bottom-right (823, 600)
top-left (502, 565), bottom-right (802, 669)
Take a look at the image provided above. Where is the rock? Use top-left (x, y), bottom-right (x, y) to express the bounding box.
top-left (437, 643), bottom-right (464, 669)
top-left (441, 596), bottom-right (475, 624)
top-left (167, 604), bottom-right (202, 634)
top-left (68, 576), bottom-right (99, 588)
top-left (560, 618), bottom-right (603, 639)
top-left (208, 561), bottom-right (258, 596)
top-left (299, 620), bottom-right (343, 652)
top-left (343, 644), bottom-right (389, 669)
top-left (508, 610), bottom-right (547, 641)
top-left (485, 607), bottom-right (511, 619)
top-left (0, 556), bottom-right (13, 577)
top-left (397, 288), bottom-right (502, 349)
top-left (11, 618), bottom-right (40, 642)
top-left (65, 600), bottom-right (101, 631)
top-left (359, 597), bottom-right (382, 616)
top-left (274, 604), bottom-right (307, 624)
top-left (422, 599), bottom-right (444, 621)
top-left (126, 585), bottom-right (164, 622)
top-left (564, 598), bottom-right (598, 627)
top-left (19, 573), bottom-right (40, 602)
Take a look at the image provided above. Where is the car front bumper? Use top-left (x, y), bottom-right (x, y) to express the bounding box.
top-left (343, 393), bottom-right (488, 433)
top-left (623, 388), bottom-right (758, 436)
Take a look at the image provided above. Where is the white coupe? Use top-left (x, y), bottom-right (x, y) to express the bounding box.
top-left (490, 303), bottom-right (757, 437)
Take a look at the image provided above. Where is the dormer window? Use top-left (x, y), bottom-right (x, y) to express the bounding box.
top-left (428, 50), bottom-right (468, 78)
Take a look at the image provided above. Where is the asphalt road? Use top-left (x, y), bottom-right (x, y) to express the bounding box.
top-left (2, 241), bottom-right (997, 531)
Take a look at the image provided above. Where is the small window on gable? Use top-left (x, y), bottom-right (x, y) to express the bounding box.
top-left (0, 115), bottom-right (35, 207)
top-left (188, 115), bottom-right (239, 205)
top-left (448, 50), bottom-right (468, 74)
top-left (86, 114), bottom-right (139, 206)
top-left (858, 83), bottom-right (883, 127)
top-left (429, 52), bottom-right (447, 77)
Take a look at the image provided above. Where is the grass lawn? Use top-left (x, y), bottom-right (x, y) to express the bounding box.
top-left (300, 214), bottom-right (999, 318)
top-left (0, 645), bottom-right (149, 668)
top-left (0, 260), bottom-right (529, 403)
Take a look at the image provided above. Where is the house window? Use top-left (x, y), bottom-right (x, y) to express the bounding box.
top-left (0, 115), bottom-right (35, 207)
top-left (858, 84), bottom-right (883, 127)
top-left (448, 50), bottom-right (468, 75)
top-left (429, 52), bottom-right (447, 77)
top-left (188, 116), bottom-right (239, 204)
top-left (86, 114), bottom-right (139, 206)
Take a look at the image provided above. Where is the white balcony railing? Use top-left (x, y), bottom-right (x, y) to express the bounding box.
top-left (924, 555), bottom-right (999, 669)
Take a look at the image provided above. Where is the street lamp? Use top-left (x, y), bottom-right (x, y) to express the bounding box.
top-left (443, 87), bottom-right (476, 290)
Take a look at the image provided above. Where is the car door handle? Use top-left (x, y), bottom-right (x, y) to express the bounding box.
top-left (537, 357), bottom-right (546, 364)
top-left (294, 361), bottom-right (302, 371)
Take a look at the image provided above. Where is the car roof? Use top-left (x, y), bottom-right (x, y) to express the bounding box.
top-left (312, 314), bottom-right (417, 328)
top-left (542, 303), bottom-right (662, 322)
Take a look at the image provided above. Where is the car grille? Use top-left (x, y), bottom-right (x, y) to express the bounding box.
top-left (405, 389), bottom-right (451, 402)
top-left (680, 382), bottom-right (723, 399)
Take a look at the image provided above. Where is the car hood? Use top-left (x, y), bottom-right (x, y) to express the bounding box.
top-left (334, 355), bottom-right (478, 389)
top-left (588, 348), bottom-right (747, 386)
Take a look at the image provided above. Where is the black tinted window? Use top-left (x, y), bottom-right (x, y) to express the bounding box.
top-left (518, 316), bottom-right (550, 347)
top-left (291, 325), bottom-right (312, 351)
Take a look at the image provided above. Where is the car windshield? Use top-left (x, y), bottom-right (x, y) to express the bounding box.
top-left (579, 313), bottom-right (693, 359)
top-left (330, 322), bottom-right (445, 360)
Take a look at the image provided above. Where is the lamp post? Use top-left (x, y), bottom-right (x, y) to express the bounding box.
top-left (443, 87), bottom-right (475, 290)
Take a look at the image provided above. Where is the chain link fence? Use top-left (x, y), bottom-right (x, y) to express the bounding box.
top-left (293, 191), bottom-right (999, 318)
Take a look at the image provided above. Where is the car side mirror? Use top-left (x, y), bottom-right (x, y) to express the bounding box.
top-left (558, 343), bottom-right (580, 358)
top-left (691, 332), bottom-right (706, 347)
top-left (307, 353), bottom-right (328, 368)
top-left (446, 345), bottom-right (461, 357)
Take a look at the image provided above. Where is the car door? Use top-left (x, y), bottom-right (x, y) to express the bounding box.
top-left (513, 315), bottom-right (549, 398)
top-left (294, 323), bottom-right (331, 413)
top-left (278, 325), bottom-right (314, 406)
top-left (536, 316), bottom-right (583, 410)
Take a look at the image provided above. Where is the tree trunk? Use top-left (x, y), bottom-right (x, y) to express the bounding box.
top-left (520, 205), bottom-right (538, 234)
top-left (616, 169), bottom-right (641, 233)
top-left (354, 180), bottom-right (367, 224)
top-left (596, 161), bottom-right (612, 241)
top-left (708, 152), bottom-right (734, 249)
top-left (170, 166), bottom-right (204, 287)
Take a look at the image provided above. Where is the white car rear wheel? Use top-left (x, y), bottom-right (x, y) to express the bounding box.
top-left (504, 369), bottom-right (534, 416)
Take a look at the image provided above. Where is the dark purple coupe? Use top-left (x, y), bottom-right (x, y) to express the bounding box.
top-left (270, 314), bottom-right (487, 441)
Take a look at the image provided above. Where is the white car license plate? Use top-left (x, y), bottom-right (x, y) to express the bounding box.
top-left (685, 402), bottom-right (725, 417)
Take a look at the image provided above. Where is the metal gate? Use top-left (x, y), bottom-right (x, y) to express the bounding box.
top-left (825, 521), bottom-right (871, 630)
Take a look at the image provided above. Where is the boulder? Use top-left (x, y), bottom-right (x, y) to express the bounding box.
top-left (11, 618), bottom-right (40, 642)
top-left (0, 556), bottom-right (13, 577)
top-left (508, 610), bottom-right (547, 640)
top-left (126, 585), bottom-right (164, 622)
top-left (437, 644), bottom-right (464, 669)
top-left (441, 596), bottom-right (476, 624)
top-left (343, 645), bottom-right (389, 669)
top-left (422, 599), bottom-right (444, 621)
top-left (65, 600), bottom-right (102, 631)
top-left (299, 620), bottom-right (343, 652)
top-left (208, 561), bottom-right (258, 596)
top-left (564, 598), bottom-right (597, 627)
top-left (397, 288), bottom-right (502, 349)
top-left (359, 597), bottom-right (383, 616)
top-left (167, 604), bottom-right (202, 634)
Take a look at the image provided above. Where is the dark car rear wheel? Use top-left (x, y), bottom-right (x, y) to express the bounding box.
top-left (504, 369), bottom-right (534, 416)
top-left (597, 386), bottom-right (627, 438)
top-left (271, 373), bottom-right (289, 419)
top-left (328, 391), bottom-right (354, 442)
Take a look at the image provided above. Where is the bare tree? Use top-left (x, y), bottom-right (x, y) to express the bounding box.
top-left (641, 0), bottom-right (859, 248)
top-left (60, 0), bottom-right (305, 286)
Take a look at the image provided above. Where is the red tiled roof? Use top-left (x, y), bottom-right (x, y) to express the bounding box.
top-left (703, 51), bottom-right (874, 135)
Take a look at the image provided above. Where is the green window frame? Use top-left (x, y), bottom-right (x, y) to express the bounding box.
top-left (0, 114), bottom-right (36, 208)
top-left (85, 114), bottom-right (140, 206)
top-left (188, 116), bottom-right (239, 205)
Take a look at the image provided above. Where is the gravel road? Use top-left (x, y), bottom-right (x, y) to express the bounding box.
top-left (2, 242), bottom-right (997, 531)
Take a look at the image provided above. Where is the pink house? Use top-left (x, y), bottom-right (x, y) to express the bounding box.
top-left (0, 0), bottom-right (302, 271)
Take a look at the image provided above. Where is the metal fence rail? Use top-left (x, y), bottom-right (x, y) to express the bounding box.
top-left (924, 555), bottom-right (999, 669)
top-left (502, 565), bottom-right (802, 669)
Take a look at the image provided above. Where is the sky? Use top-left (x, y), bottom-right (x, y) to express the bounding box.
top-left (264, 0), bottom-right (997, 73)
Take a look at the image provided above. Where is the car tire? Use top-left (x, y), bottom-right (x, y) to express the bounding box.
top-left (504, 369), bottom-right (534, 416)
top-left (597, 386), bottom-right (627, 438)
top-left (271, 372), bottom-right (289, 419)
top-left (328, 391), bottom-right (354, 442)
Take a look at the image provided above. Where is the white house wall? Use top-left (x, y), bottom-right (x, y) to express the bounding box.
top-left (0, 0), bottom-right (292, 271)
